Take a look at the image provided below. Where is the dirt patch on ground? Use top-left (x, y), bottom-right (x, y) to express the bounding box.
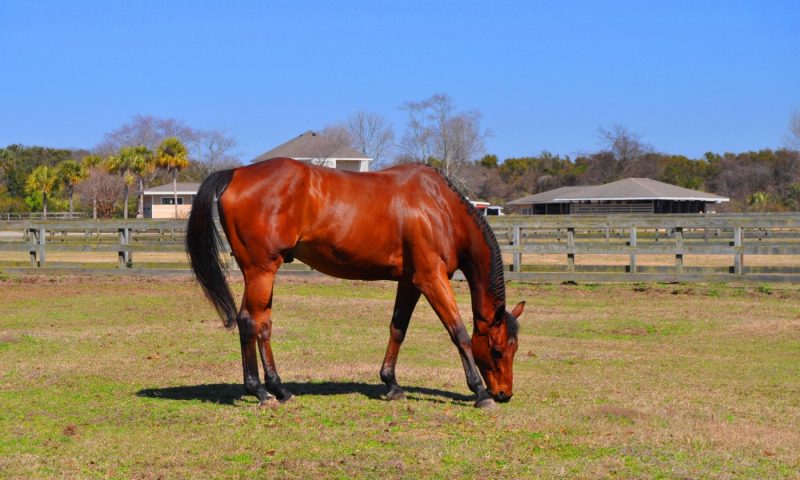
top-left (0, 333), bottom-right (20, 344)
top-left (588, 405), bottom-right (649, 422)
top-left (729, 318), bottom-right (800, 338)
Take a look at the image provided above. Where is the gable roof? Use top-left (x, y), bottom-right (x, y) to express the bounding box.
top-left (252, 130), bottom-right (371, 163)
top-left (508, 178), bottom-right (729, 205)
top-left (142, 183), bottom-right (201, 195)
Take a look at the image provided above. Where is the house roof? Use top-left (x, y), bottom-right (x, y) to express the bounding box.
top-left (143, 183), bottom-right (201, 195)
top-left (252, 130), bottom-right (371, 163)
top-left (508, 178), bottom-right (729, 205)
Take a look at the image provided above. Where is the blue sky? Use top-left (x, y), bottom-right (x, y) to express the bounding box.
top-left (1, 1), bottom-right (798, 162)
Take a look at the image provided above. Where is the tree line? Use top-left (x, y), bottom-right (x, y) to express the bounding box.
top-left (0, 116), bottom-right (240, 219)
top-left (2, 102), bottom-right (799, 217)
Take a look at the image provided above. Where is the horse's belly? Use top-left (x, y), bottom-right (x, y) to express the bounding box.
top-left (293, 242), bottom-right (403, 281)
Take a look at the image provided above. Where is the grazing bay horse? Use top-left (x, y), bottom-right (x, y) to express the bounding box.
top-left (186, 157), bottom-right (524, 409)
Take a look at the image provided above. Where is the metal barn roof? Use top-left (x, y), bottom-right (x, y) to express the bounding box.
top-left (508, 178), bottom-right (729, 205)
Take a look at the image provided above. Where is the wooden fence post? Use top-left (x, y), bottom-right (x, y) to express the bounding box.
top-left (628, 226), bottom-right (637, 273)
top-left (512, 225), bottom-right (521, 273)
top-left (567, 227), bottom-right (575, 273)
top-left (675, 227), bottom-right (684, 273)
top-left (118, 227), bottom-right (131, 268)
top-left (733, 226), bottom-right (743, 274)
top-left (29, 227), bottom-right (44, 267)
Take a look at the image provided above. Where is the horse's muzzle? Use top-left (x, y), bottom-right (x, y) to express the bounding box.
top-left (494, 391), bottom-right (512, 403)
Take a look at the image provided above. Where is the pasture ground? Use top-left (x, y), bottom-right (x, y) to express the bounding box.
top-left (0, 274), bottom-right (798, 479)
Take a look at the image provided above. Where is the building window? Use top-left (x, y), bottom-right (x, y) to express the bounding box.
top-left (161, 197), bottom-right (184, 205)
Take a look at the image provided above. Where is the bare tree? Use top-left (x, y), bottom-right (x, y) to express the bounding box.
top-left (76, 168), bottom-right (124, 219)
top-left (95, 115), bottom-right (198, 157)
top-left (346, 111), bottom-right (394, 169)
top-left (597, 124), bottom-right (655, 178)
top-left (786, 110), bottom-right (800, 151)
top-left (398, 94), bottom-right (489, 178)
top-left (314, 126), bottom-right (355, 167)
top-left (193, 129), bottom-right (242, 177)
top-left (96, 115), bottom-right (242, 181)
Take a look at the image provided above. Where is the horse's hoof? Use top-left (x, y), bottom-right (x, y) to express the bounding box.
top-left (385, 388), bottom-right (406, 401)
top-left (279, 393), bottom-right (294, 404)
top-left (474, 397), bottom-right (497, 409)
top-left (258, 397), bottom-right (281, 409)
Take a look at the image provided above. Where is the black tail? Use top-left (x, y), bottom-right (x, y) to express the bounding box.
top-left (186, 169), bottom-right (237, 328)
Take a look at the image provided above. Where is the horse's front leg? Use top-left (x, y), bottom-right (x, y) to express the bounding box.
top-left (380, 282), bottom-right (421, 400)
top-left (416, 268), bottom-right (496, 409)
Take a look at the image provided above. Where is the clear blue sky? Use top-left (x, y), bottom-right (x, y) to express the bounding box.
top-left (1, 1), bottom-right (798, 162)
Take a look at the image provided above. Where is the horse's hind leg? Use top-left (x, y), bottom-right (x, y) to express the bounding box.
top-left (380, 282), bottom-right (421, 400)
top-left (238, 268), bottom-right (289, 408)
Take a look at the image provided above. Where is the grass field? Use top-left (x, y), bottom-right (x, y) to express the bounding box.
top-left (1, 274), bottom-right (799, 479)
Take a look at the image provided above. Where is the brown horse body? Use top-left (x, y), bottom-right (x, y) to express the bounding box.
top-left (186, 157), bottom-right (524, 408)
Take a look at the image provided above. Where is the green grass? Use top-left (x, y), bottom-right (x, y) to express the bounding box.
top-left (1, 275), bottom-right (799, 478)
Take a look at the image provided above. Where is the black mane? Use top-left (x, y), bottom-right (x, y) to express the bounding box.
top-left (431, 167), bottom-right (506, 309)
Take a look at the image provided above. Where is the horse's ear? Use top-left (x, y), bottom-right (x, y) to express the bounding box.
top-left (511, 301), bottom-right (525, 318)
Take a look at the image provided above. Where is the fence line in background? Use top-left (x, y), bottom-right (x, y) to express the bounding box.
top-left (2, 214), bottom-right (800, 282)
top-left (0, 212), bottom-right (86, 221)
top-left (489, 213), bottom-right (800, 283)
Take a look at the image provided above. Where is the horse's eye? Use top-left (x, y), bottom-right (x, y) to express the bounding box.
top-left (491, 347), bottom-right (503, 359)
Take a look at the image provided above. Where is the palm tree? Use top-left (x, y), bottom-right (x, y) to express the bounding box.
top-left (125, 146), bottom-right (156, 218)
top-left (106, 148), bottom-right (138, 219)
top-left (156, 137), bottom-right (189, 218)
top-left (57, 160), bottom-right (85, 218)
top-left (25, 165), bottom-right (59, 220)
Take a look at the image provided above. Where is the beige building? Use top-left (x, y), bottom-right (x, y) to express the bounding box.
top-left (142, 183), bottom-right (200, 219)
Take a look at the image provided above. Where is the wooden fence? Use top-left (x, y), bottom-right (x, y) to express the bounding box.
top-left (1, 213), bottom-right (800, 282)
top-left (491, 213), bottom-right (800, 283)
top-left (0, 212), bottom-right (86, 221)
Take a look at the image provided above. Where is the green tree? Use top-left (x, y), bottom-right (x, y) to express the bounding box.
top-left (24, 165), bottom-right (59, 219)
top-left (479, 154), bottom-right (498, 169)
top-left (57, 160), bottom-right (85, 218)
top-left (156, 137), bottom-right (189, 218)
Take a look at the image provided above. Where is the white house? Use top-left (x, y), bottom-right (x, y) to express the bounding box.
top-left (251, 130), bottom-right (372, 171)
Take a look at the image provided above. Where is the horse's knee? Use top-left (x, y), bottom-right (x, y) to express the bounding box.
top-left (449, 324), bottom-right (471, 349)
top-left (237, 311), bottom-right (255, 339)
top-left (389, 323), bottom-right (406, 343)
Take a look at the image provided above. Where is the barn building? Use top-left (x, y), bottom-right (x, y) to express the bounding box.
top-left (506, 178), bottom-right (729, 215)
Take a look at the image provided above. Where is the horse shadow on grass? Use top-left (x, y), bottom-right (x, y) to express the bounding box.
top-left (136, 381), bottom-right (472, 406)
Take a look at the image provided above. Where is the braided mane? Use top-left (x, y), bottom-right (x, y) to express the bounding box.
top-left (430, 167), bottom-right (507, 309)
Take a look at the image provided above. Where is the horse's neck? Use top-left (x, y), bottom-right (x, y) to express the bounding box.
top-left (461, 233), bottom-right (504, 324)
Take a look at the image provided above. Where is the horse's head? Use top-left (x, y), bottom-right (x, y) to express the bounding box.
top-left (472, 301), bottom-right (525, 402)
